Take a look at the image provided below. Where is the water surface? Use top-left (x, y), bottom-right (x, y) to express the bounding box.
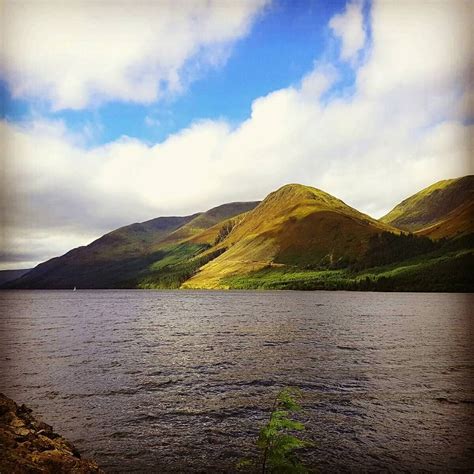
top-left (0, 290), bottom-right (473, 472)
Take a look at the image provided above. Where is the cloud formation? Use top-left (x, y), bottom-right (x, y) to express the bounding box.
top-left (1, 0), bottom-right (473, 269)
top-left (329, 0), bottom-right (366, 62)
top-left (0, 0), bottom-right (268, 110)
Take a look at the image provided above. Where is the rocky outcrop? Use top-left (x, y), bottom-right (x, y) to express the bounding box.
top-left (0, 393), bottom-right (103, 473)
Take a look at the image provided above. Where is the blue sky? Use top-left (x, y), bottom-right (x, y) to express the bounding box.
top-left (2, 0), bottom-right (354, 145)
top-left (0, 0), bottom-right (472, 269)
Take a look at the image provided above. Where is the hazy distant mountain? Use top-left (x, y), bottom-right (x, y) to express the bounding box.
top-left (0, 269), bottom-right (31, 285)
top-left (4, 177), bottom-right (472, 291)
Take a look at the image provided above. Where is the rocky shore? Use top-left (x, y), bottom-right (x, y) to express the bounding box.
top-left (0, 393), bottom-right (103, 473)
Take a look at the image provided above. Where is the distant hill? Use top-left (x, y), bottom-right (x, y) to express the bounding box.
top-left (0, 269), bottom-right (31, 285)
top-left (6, 202), bottom-right (258, 289)
top-left (4, 177), bottom-right (472, 292)
top-left (380, 176), bottom-right (473, 238)
top-left (154, 201), bottom-right (259, 248)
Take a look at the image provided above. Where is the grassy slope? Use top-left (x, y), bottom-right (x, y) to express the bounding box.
top-left (129, 202), bottom-right (259, 288)
top-left (155, 202), bottom-right (259, 248)
top-left (68, 215), bottom-right (197, 263)
top-left (6, 215), bottom-right (196, 288)
top-left (380, 175), bottom-right (473, 236)
top-left (221, 248), bottom-right (473, 292)
top-left (6, 178), bottom-right (472, 292)
top-left (7, 202), bottom-right (258, 289)
top-left (185, 180), bottom-right (473, 292)
top-left (183, 184), bottom-right (398, 289)
top-left (416, 200), bottom-right (474, 240)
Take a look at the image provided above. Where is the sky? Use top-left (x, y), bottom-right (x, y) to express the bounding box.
top-left (0, 0), bottom-right (473, 270)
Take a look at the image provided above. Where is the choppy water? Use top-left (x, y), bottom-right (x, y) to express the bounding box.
top-left (0, 290), bottom-right (473, 472)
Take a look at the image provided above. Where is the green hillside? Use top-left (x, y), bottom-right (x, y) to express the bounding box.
top-left (416, 201), bottom-right (474, 240)
top-left (183, 180), bottom-right (472, 291)
top-left (220, 247), bottom-right (473, 292)
top-left (7, 202), bottom-right (258, 289)
top-left (183, 184), bottom-right (398, 288)
top-left (4, 177), bottom-right (472, 292)
top-left (155, 201), bottom-right (259, 247)
top-left (380, 175), bottom-right (473, 236)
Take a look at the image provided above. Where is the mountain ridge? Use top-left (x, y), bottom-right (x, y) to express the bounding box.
top-left (7, 201), bottom-right (259, 289)
top-left (183, 183), bottom-right (398, 288)
top-left (380, 175), bottom-right (473, 236)
top-left (4, 177), bottom-right (473, 291)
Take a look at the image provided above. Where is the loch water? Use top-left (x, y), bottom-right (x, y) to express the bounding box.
top-left (0, 290), bottom-right (473, 472)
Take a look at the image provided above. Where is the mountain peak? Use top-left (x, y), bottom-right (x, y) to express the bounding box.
top-left (272, 183), bottom-right (322, 195)
top-left (263, 183), bottom-right (350, 213)
top-left (7, 176), bottom-right (471, 290)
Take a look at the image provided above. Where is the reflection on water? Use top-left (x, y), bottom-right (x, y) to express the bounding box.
top-left (0, 290), bottom-right (473, 472)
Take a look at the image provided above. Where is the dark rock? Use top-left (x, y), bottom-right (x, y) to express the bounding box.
top-left (18, 403), bottom-right (33, 414)
top-left (0, 393), bottom-right (103, 473)
top-left (37, 420), bottom-right (53, 432)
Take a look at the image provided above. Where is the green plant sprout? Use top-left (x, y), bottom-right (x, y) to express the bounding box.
top-left (238, 387), bottom-right (310, 473)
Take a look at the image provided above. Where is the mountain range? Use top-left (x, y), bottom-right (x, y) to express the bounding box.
top-left (4, 175), bottom-right (473, 291)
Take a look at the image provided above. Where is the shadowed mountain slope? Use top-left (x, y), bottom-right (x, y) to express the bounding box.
top-left (4, 178), bottom-right (472, 292)
top-left (6, 202), bottom-right (258, 289)
top-left (0, 269), bottom-right (31, 285)
top-left (416, 200), bottom-right (474, 240)
top-left (156, 201), bottom-right (259, 247)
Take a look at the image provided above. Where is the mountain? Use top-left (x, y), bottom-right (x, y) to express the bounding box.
top-left (0, 269), bottom-right (31, 285)
top-left (182, 180), bottom-right (472, 291)
top-left (183, 184), bottom-right (397, 288)
top-left (4, 177), bottom-right (472, 292)
top-left (154, 202), bottom-right (259, 247)
top-left (380, 175), bottom-right (474, 238)
top-left (416, 200), bottom-right (474, 240)
top-left (7, 201), bottom-right (259, 289)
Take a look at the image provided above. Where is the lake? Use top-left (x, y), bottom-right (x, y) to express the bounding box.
top-left (0, 290), bottom-right (473, 472)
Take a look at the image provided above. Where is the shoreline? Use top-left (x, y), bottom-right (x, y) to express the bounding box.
top-left (0, 393), bottom-right (102, 473)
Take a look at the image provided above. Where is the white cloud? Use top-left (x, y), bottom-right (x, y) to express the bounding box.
top-left (1, 0), bottom-right (473, 268)
top-left (0, 0), bottom-right (268, 110)
top-left (300, 64), bottom-right (339, 99)
top-left (357, 0), bottom-right (473, 98)
top-left (329, 0), bottom-right (366, 62)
